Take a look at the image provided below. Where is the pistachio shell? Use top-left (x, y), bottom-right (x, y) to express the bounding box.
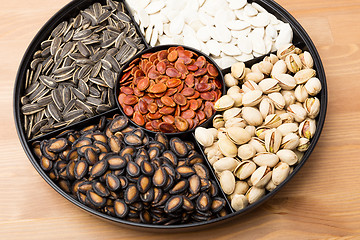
top-left (242, 80), bottom-right (261, 93)
top-left (230, 181), bottom-right (249, 200)
top-left (281, 133), bottom-right (300, 150)
top-left (227, 86), bottom-right (242, 95)
top-left (276, 149), bottom-right (298, 166)
top-left (237, 144), bottom-right (256, 160)
top-left (294, 85), bottom-right (309, 102)
top-left (241, 107), bottom-right (263, 126)
top-left (213, 115), bottom-right (225, 129)
top-left (282, 90), bottom-right (296, 108)
top-left (277, 43), bottom-right (296, 59)
top-left (272, 162), bottom-right (290, 185)
top-left (242, 90), bottom-right (263, 107)
top-left (229, 93), bottom-right (244, 107)
top-left (224, 73), bottom-right (239, 87)
top-left (231, 62), bottom-right (246, 80)
top-left (220, 170), bottom-right (236, 195)
top-left (231, 194), bottom-right (248, 211)
top-left (297, 137), bottom-right (310, 152)
top-left (263, 114), bottom-right (282, 128)
top-left (223, 108), bottom-right (242, 121)
top-left (299, 51), bottom-right (314, 69)
top-left (265, 129), bottom-right (282, 153)
top-left (294, 69), bottom-right (316, 84)
top-left (224, 117), bottom-right (247, 129)
top-left (268, 92), bottom-right (285, 110)
top-left (245, 125), bottom-right (256, 137)
top-left (251, 166), bottom-right (272, 188)
top-left (253, 152), bottom-right (279, 167)
top-left (287, 104), bottom-right (307, 122)
top-left (213, 157), bottom-right (240, 173)
top-left (246, 186), bottom-right (265, 204)
top-left (259, 97), bottom-right (275, 119)
top-left (218, 137), bottom-right (238, 157)
top-left (277, 123), bottom-right (298, 136)
top-left (258, 61), bottom-right (273, 75)
top-left (299, 118), bottom-right (316, 139)
top-left (195, 127), bottom-right (214, 147)
top-left (279, 112), bottom-right (295, 123)
top-left (244, 72), bottom-right (264, 83)
top-left (233, 161), bottom-right (257, 180)
top-left (273, 74), bottom-right (296, 90)
top-left (304, 77), bottom-right (322, 96)
top-left (285, 54), bottom-right (302, 73)
top-left (248, 137), bottom-right (266, 153)
top-left (265, 179), bottom-right (277, 191)
top-left (258, 78), bottom-right (281, 94)
top-left (271, 59), bottom-right (287, 77)
top-left (214, 95), bottom-right (235, 111)
top-left (255, 126), bottom-right (271, 140)
top-left (226, 127), bottom-right (252, 145)
top-left (304, 97), bottom-right (320, 119)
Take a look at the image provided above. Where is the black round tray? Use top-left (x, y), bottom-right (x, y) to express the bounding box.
top-left (14, 0), bottom-right (327, 231)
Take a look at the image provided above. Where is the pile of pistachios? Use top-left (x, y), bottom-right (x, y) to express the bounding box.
top-left (195, 43), bottom-right (322, 211)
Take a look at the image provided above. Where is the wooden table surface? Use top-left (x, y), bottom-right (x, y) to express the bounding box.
top-left (1, 0), bottom-right (360, 239)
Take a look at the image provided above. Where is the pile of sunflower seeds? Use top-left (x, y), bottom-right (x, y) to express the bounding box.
top-left (21, 0), bottom-right (145, 139)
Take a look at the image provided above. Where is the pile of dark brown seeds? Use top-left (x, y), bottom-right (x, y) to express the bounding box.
top-left (33, 114), bottom-right (228, 225)
top-left (21, 0), bottom-right (145, 139)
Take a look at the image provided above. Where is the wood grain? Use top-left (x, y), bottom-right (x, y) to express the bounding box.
top-left (1, 0), bottom-right (360, 239)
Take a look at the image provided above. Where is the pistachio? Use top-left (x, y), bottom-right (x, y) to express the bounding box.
top-left (259, 78), bottom-right (281, 94)
top-left (294, 69), bottom-right (316, 84)
top-left (224, 73), bottom-right (239, 87)
top-left (264, 54), bottom-right (279, 65)
top-left (195, 127), bottom-right (214, 147)
top-left (213, 115), bottom-right (225, 129)
top-left (251, 63), bottom-right (262, 74)
top-left (227, 86), bottom-right (242, 95)
top-left (277, 43), bottom-right (296, 60)
top-left (224, 118), bottom-right (247, 129)
top-left (276, 149), bottom-right (298, 166)
top-left (268, 92), bottom-right (286, 110)
top-left (218, 137), bottom-right (238, 157)
top-left (281, 133), bottom-right (300, 150)
top-left (297, 137), bottom-right (310, 152)
top-left (214, 95), bottom-right (235, 111)
top-left (271, 59), bottom-right (287, 77)
top-left (258, 61), bottom-right (273, 76)
top-left (245, 125), bottom-right (256, 137)
top-left (229, 93), bottom-right (244, 107)
top-left (253, 152), bottom-right (279, 168)
top-left (259, 97), bottom-right (275, 119)
top-left (204, 142), bottom-right (219, 154)
top-left (265, 129), bottom-right (282, 153)
top-left (237, 144), bottom-right (256, 160)
top-left (244, 72), bottom-right (264, 83)
top-left (219, 170), bottom-right (236, 195)
top-left (208, 128), bottom-right (219, 140)
top-left (294, 150), bottom-right (305, 163)
top-left (226, 127), bottom-right (252, 145)
top-left (299, 118), bottom-right (316, 139)
top-left (304, 77), bottom-right (322, 96)
top-left (233, 161), bottom-right (257, 180)
top-left (251, 166), bottom-right (272, 188)
top-left (282, 90), bottom-right (296, 108)
top-left (213, 157), bottom-right (240, 173)
top-left (231, 194), bottom-right (248, 211)
top-left (241, 107), bottom-right (263, 126)
top-left (287, 104), bottom-right (307, 122)
top-left (230, 181), bottom-right (249, 200)
top-left (294, 85), bottom-right (309, 103)
top-left (285, 54), bottom-right (302, 73)
top-left (263, 114), bottom-right (282, 128)
top-left (242, 80), bottom-right (261, 93)
top-left (265, 179), bottom-right (277, 191)
top-left (299, 51), bottom-right (314, 69)
top-left (223, 108), bottom-right (242, 121)
top-left (246, 187), bottom-right (265, 204)
top-left (248, 137), bottom-right (266, 153)
top-left (272, 162), bottom-right (290, 185)
top-left (255, 126), bottom-right (271, 140)
top-left (279, 112), bottom-right (295, 123)
top-left (304, 97), bottom-right (320, 119)
top-left (274, 74), bottom-right (297, 90)
top-left (277, 123), bottom-right (299, 136)
top-left (231, 62), bottom-right (246, 80)
top-left (242, 90), bottom-right (263, 107)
